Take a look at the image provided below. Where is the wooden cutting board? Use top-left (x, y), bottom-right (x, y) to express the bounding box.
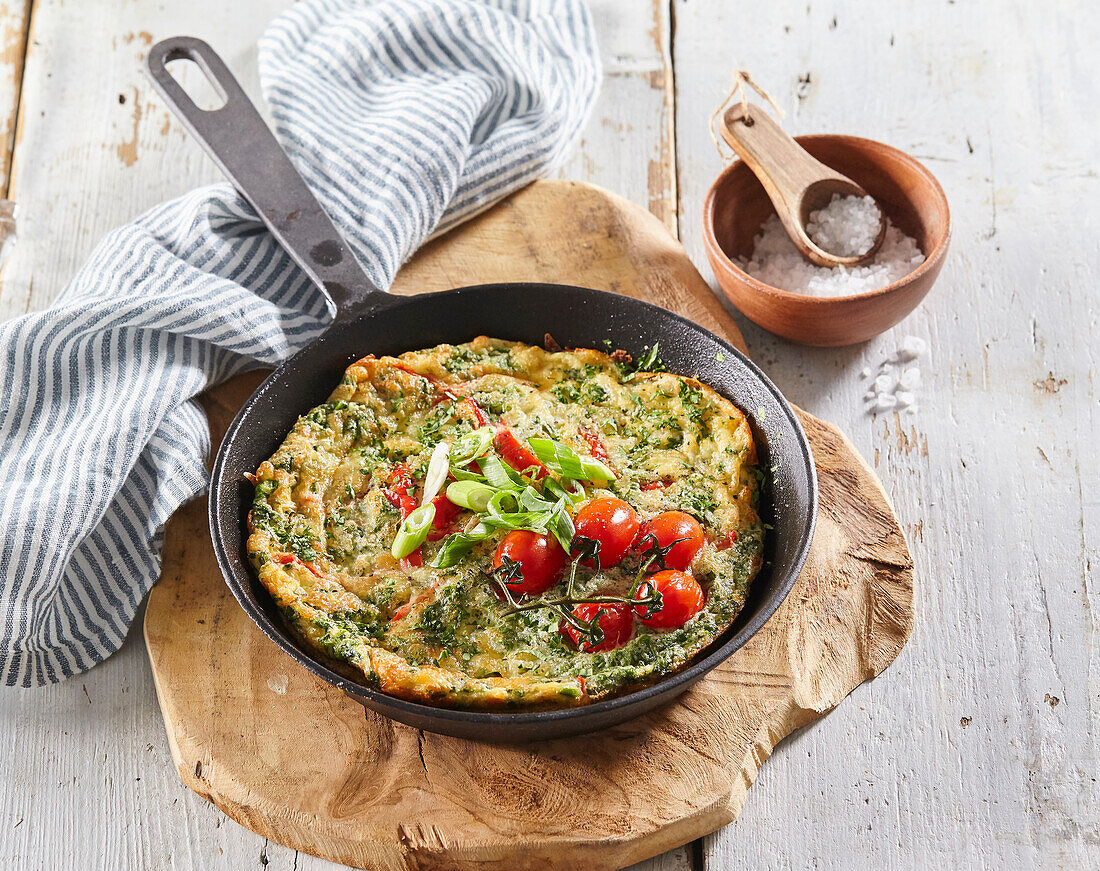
top-left (144, 179), bottom-right (914, 871)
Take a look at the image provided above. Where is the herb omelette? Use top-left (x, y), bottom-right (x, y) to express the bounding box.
top-left (246, 337), bottom-right (765, 709)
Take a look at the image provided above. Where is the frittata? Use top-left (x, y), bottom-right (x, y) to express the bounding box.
top-left (246, 337), bottom-right (765, 709)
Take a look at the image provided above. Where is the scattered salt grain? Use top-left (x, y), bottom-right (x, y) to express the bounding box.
top-left (874, 373), bottom-right (896, 394)
top-left (863, 335), bottom-right (927, 416)
top-left (899, 367), bottom-right (921, 391)
top-left (739, 199), bottom-right (925, 298)
top-left (899, 336), bottom-right (926, 361)
top-left (805, 194), bottom-right (882, 257)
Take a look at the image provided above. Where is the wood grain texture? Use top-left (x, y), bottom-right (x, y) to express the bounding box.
top-left (717, 103), bottom-right (881, 268)
top-left (671, 0), bottom-right (1100, 867)
top-left (143, 178), bottom-right (913, 870)
top-left (703, 134), bottom-right (951, 346)
top-left (1, 0), bottom-right (1096, 867)
top-left (0, 4), bottom-right (697, 869)
top-left (0, 0), bottom-right (290, 322)
top-left (0, 0), bottom-right (30, 194)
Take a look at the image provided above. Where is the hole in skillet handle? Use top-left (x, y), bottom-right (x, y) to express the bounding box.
top-left (164, 57), bottom-right (228, 112)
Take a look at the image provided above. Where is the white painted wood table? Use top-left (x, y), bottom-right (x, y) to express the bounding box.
top-left (1, 1), bottom-right (1097, 868)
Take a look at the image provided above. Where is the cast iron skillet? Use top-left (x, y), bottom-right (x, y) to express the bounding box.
top-left (147, 37), bottom-right (818, 742)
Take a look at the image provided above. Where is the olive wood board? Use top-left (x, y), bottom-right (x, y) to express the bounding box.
top-left (144, 179), bottom-right (914, 871)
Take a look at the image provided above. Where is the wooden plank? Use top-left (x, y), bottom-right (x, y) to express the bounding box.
top-left (671, 0), bottom-right (1100, 867)
top-left (0, 2), bottom-right (695, 870)
top-left (0, 3), bottom-right (308, 868)
top-left (556, 0), bottom-right (677, 236)
top-left (144, 177), bottom-right (909, 869)
top-left (0, 0), bottom-right (30, 194)
top-left (0, 0), bottom-right (30, 251)
top-left (0, 0), bottom-right (289, 322)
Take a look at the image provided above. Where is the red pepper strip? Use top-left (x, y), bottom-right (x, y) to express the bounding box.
top-left (427, 493), bottom-right (464, 541)
top-left (276, 553), bottom-right (324, 578)
top-left (390, 579), bottom-right (443, 622)
top-left (392, 362), bottom-right (491, 408)
top-left (716, 530), bottom-right (739, 550)
top-left (390, 601), bottom-right (415, 622)
top-left (384, 464), bottom-right (418, 518)
top-left (383, 463), bottom-right (422, 563)
top-left (579, 426), bottom-right (615, 474)
top-left (493, 426), bottom-right (549, 479)
top-left (640, 479), bottom-right (672, 491)
top-left (383, 488), bottom-right (418, 518)
top-left (461, 396), bottom-right (490, 428)
top-left (576, 676), bottom-right (587, 695)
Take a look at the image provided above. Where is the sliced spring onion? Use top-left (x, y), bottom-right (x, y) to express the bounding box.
top-left (579, 458), bottom-right (615, 483)
top-left (517, 486), bottom-right (555, 513)
top-left (420, 441), bottom-right (451, 506)
top-left (486, 490), bottom-right (521, 517)
top-left (449, 466), bottom-right (487, 483)
top-left (445, 480), bottom-right (496, 512)
top-left (527, 437), bottom-right (616, 484)
top-left (391, 503), bottom-right (436, 560)
top-left (546, 497), bottom-right (576, 552)
top-left (543, 476), bottom-right (586, 506)
top-left (449, 426), bottom-right (494, 465)
top-left (480, 454), bottom-right (523, 490)
top-left (430, 521), bottom-right (492, 568)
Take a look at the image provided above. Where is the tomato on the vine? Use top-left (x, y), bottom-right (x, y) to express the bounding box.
top-left (634, 570), bottom-right (705, 629)
top-left (493, 530), bottom-right (566, 596)
top-left (559, 602), bottom-right (634, 652)
top-left (571, 497), bottom-right (640, 568)
top-left (635, 511), bottom-right (705, 570)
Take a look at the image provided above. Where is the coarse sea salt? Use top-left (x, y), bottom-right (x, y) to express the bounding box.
top-left (863, 336), bottom-right (927, 415)
top-left (739, 195), bottom-right (926, 298)
top-left (806, 194), bottom-right (882, 257)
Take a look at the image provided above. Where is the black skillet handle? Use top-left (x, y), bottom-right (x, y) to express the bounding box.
top-left (146, 36), bottom-right (383, 318)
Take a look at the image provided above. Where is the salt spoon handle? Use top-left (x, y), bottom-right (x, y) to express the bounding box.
top-left (720, 103), bottom-right (885, 268)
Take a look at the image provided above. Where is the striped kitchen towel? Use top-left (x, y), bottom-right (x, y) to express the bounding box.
top-left (0, 0), bottom-right (599, 686)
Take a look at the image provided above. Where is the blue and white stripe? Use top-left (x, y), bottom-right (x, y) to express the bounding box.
top-left (0, 0), bottom-right (598, 686)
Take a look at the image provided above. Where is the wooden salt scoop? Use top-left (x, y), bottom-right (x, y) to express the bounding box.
top-left (720, 102), bottom-right (886, 267)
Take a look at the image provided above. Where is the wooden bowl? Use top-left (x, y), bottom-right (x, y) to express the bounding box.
top-left (703, 135), bottom-right (950, 346)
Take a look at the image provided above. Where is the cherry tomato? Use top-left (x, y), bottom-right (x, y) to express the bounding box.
top-left (559, 602), bottom-right (634, 652)
top-left (493, 530), bottom-right (566, 596)
top-left (572, 497), bottom-right (641, 568)
top-left (634, 570), bottom-right (705, 629)
top-left (635, 511), bottom-right (706, 571)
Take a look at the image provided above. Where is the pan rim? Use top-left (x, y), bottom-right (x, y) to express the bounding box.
top-left (209, 282), bottom-right (818, 730)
